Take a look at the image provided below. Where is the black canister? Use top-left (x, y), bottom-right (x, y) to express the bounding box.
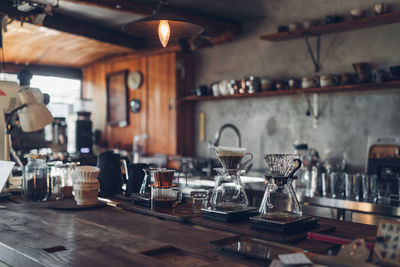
top-left (97, 151), bottom-right (123, 197)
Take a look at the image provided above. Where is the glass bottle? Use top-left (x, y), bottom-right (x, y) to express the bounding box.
top-left (210, 168), bottom-right (249, 211)
top-left (23, 157), bottom-right (48, 201)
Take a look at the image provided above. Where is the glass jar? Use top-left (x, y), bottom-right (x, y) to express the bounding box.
top-left (23, 157), bottom-right (48, 201)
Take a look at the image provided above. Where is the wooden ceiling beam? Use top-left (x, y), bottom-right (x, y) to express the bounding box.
top-left (0, 2), bottom-right (144, 49)
top-left (4, 63), bottom-right (82, 79)
top-left (61, 0), bottom-right (241, 35)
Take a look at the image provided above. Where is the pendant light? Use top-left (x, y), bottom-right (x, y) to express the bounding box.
top-left (122, 0), bottom-right (203, 47)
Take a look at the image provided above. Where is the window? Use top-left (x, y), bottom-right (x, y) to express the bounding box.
top-left (3, 73), bottom-right (82, 153)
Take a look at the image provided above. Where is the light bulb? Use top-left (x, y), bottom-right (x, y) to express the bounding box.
top-left (158, 20), bottom-right (170, 47)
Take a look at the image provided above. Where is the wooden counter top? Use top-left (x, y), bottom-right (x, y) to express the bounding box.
top-left (0, 197), bottom-right (377, 266)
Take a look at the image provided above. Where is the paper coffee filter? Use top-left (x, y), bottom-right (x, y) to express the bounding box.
top-left (74, 166), bottom-right (100, 182)
top-left (215, 146), bottom-right (246, 157)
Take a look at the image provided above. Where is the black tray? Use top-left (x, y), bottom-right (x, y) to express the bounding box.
top-left (47, 200), bottom-right (107, 210)
top-left (250, 215), bottom-right (318, 234)
top-left (211, 235), bottom-right (303, 262)
top-left (202, 207), bottom-right (258, 223)
top-left (130, 193), bottom-right (151, 208)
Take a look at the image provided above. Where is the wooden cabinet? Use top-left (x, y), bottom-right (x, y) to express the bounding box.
top-left (82, 51), bottom-right (194, 157)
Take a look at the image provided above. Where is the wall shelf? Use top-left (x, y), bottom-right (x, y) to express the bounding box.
top-left (179, 80), bottom-right (400, 102)
top-left (260, 11), bottom-right (400, 42)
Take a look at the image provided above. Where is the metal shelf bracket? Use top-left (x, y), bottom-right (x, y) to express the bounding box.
top-left (304, 35), bottom-right (321, 73)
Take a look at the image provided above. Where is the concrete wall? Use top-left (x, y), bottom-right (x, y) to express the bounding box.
top-left (193, 0), bottom-right (400, 172)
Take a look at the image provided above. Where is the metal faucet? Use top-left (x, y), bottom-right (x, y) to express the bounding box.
top-left (213, 123), bottom-right (242, 147)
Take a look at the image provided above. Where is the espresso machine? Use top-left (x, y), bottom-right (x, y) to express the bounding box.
top-left (366, 136), bottom-right (400, 200)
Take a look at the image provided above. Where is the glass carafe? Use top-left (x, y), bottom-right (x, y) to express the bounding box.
top-left (23, 157), bottom-right (48, 201)
top-left (140, 168), bottom-right (165, 196)
top-left (210, 168), bottom-right (249, 211)
top-left (259, 154), bottom-right (302, 220)
top-left (259, 177), bottom-right (301, 220)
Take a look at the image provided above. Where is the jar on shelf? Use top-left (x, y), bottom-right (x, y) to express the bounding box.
top-left (23, 157), bottom-right (48, 201)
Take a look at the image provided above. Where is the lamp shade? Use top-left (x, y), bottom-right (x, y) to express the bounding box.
top-left (18, 103), bottom-right (53, 132)
top-left (122, 10), bottom-right (203, 39)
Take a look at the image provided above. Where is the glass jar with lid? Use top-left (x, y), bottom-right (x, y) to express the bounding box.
top-left (23, 156), bottom-right (48, 201)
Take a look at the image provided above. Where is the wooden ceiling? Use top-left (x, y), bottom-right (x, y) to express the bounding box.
top-left (3, 21), bottom-right (134, 67)
top-left (0, 0), bottom-right (243, 69)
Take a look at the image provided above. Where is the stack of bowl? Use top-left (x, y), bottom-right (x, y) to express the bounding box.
top-left (73, 166), bottom-right (100, 205)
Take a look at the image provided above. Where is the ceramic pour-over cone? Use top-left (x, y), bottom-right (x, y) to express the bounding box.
top-left (264, 154), bottom-right (301, 177)
top-left (215, 147), bottom-right (252, 170)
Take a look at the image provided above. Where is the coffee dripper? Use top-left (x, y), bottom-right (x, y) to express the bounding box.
top-left (259, 154), bottom-right (302, 220)
top-left (209, 147), bottom-right (253, 211)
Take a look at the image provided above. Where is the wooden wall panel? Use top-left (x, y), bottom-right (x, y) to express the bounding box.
top-left (82, 56), bottom-right (147, 149)
top-left (82, 52), bottom-right (194, 157)
top-left (82, 62), bottom-right (107, 139)
top-left (146, 53), bottom-right (177, 155)
top-left (104, 57), bottom-right (148, 150)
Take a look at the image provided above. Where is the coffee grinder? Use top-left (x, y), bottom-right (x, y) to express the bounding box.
top-left (250, 154), bottom-right (318, 233)
top-left (76, 111), bottom-right (92, 154)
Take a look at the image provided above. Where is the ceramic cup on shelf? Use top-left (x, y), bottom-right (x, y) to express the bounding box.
top-left (275, 80), bottom-right (287, 90)
top-left (288, 23), bottom-right (298, 32)
top-left (303, 19), bottom-right (321, 29)
top-left (374, 3), bottom-right (390, 15)
top-left (301, 77), bottom-right (318, 89)
top-left (260, 78), bottom-right (275, 91)
top-left (352, 62), bottom-right (370, 73)
top-left (339, 73), bottom-right (355, 85)
top-left (372, 70), bottom-right (389, 83)
top-left (218, 80), bottom-right (230, 96)
top-left (350, 8), bottom-right (365, 19)
top-left (319, 75), bottom-right (338, 87)
top-left (287, 78), bottom-right (300, 89)
top-left (357, 72), bottom-right (372, 83)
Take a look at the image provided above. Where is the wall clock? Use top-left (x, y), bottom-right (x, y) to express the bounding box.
top-left (127, 71), bottom-right (143, 90)
top-left (130, 99), bottom-right (141, 113)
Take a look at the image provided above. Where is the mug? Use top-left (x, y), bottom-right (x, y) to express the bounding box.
top-left (301, 77), bottom-right (317, 89)
top-left (303, 19), bottom-right (320, 29)
top-left (319, 75), bottom-right (337, 87)
top-left (339, 73), bottom-right (355, 85)
top-left (275, 80), bottom-right (287, 90)
top-left (372, 70), bottom-right (389, 83)
top-left (287, 78), bottom-right (300, 89)
top-left (374, 3), bottom-right (390, 15)
top-left (288, 23), bottom-right (298, 32)
top-left (277, 25), bottom-right (289, 33)
top-left (195, 85), bottom-right (209, 97)
top-left (357, 72), bottom-right (372, 83)
top-left (350, 8), bottom-right (365, 19)
top-left (248, 76), bottom-right (261, 93)
top-left (325, 15), bottom-right (344, 24)
top-left (260, 78), bottom-right (274, 91)
top-left (229, 80), bottom-right (240, 95)
top-left (210, 82), bottom-right (220, 96)
top-left (218, 80), bottom-right (230, 96)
